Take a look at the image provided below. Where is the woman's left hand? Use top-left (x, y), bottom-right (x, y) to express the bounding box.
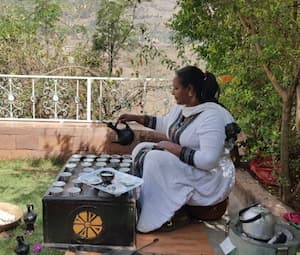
top-left (156, 141), bottom-right (182, 157)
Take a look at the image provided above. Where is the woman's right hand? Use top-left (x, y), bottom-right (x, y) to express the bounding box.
top-left (117, 113), bottom-right (141, 124)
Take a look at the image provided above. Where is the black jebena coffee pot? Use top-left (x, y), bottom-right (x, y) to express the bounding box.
top-left (15, 236), bottom-right (29, 255)
top-left (106, 122), bottom-right (135, 145)
top-left (23, 204), bottom-right (37, 232)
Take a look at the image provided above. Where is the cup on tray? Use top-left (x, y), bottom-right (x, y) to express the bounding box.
top-left (72, 178), bottom-right (83, 188)
top-left (60, 172), bottom-right (72, 182)
top-left (109, 158), bottom-right (120, 168)
top-left (95, 162), bottom-right (107, 168)
top-left (49, 187), bottom-right (64, 196)
top-left (67, 187), bottom-right (81, 197)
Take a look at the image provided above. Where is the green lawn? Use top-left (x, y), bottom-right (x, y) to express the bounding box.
top-left (0, 159), bottom-right (65, 255)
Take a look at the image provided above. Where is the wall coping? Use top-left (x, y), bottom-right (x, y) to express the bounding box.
top-left (232, 168), bottom-right (293, 218)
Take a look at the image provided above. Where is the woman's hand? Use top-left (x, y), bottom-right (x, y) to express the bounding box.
top-left (156, 141), bottom-right (182, 157)
top-left (117, 114), bottom-right (144, 125)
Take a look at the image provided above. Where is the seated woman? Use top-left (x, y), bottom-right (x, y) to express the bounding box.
top-left (118, 66), bottom-right (239, 233)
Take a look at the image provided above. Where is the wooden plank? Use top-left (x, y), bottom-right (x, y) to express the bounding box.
top-left (136, 223), bottom-right (214, 255)
top-left (65, 223), bottom-right (214, 255)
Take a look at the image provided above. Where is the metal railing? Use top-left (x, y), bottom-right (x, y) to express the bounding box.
top-left (0, 74), bottom-right (173, 122)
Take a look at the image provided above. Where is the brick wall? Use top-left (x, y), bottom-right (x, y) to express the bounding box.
top-left (0, 121), bottom-right (166, 159)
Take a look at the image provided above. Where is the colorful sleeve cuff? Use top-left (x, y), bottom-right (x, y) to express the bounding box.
top-left (144, 115), bottom-right (157, 129)
top-left (180, 146), bottom-right (196, 166)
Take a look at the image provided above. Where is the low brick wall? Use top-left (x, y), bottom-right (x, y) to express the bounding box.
top-left (231, 169), bottom-right (293, 217)
top-left (0, 121), bottom-right (165, 159)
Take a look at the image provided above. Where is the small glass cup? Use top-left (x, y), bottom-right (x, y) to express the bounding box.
top-left (72, 178), bottom-right (83, 188)
top-left (119, 162), bottom-right (131, 168)
top-left (119, 167), bottom-right (131, 173)
top-left (95, 162), bottom-right (107, 168)
top-left (122, 159), bottom-right (132, 164)
top-left (81, 162), bottom-right (92, 167)
top-left (49, 187), bottom-right (64, 196)
top-left (52, 181), bottom-right (66, 188)
top-left (82, 167), bottom-right (94, 173)
top-left (60, 172), bottom-right (72, 182)
top-left (67, 187), bottom-right (81, 197)
top-left (109, 158), bottom-right (120, 168)
top-left (83, 158), bottom-right (94, 163)
top-left (96, 157), bottom-right (108, 162)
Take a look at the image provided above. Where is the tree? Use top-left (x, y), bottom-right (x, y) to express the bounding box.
top-left (92, 0), bottom-right (139, 76)
top-left (170, 0), bottom-right (300, 203)
top-left (33, 0), bottom-right (63, 59)
top-left (0, 1), bottom-right (65, 74)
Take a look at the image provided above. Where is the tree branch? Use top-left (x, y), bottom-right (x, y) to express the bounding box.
top-left (291, 179), bottom-right (300, 199)
top-left (296, 84), bottom-right (300, 134)
top-left (45, 65), bottom-right (101, 76)
top-left (238, 13), bottom-right (287, 100)
top-left (293, 1), bottom-right (298, 21)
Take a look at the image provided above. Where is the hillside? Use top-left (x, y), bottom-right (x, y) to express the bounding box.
top-left (2, 0), bottom-right (177, 45)
top-left (1, 0), bottom-right (198, 77)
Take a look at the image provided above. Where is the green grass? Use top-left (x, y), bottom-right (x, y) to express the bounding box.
top-left (0, 159), bottom-right (65, 255)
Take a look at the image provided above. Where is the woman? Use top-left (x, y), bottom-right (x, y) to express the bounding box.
top-left (118, 66), bottom-right (239, 233)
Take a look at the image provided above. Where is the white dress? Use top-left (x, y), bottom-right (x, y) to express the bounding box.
top-left (132, 102), bottom-right (236, 233)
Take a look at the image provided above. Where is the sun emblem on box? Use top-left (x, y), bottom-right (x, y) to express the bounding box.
top-left (73, 210), bottom-right (103, 239)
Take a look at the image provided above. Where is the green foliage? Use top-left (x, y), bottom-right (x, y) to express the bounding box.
top-left (33, 0), bottom-right (62, 32)
top-left (170, 0), bottom-right (299, 155)
top-left (132, 29), bottom-right (180, 73)
top-left (220, 78), bottom-right (281, 158)
top-left (170, 1), bottom-right (300, 201)
top-left (0, 1), bottom-right (66, 74)
top-left (92, 0), bottom-right (139, 76)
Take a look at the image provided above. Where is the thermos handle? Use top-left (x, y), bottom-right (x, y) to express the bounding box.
top-left (276, 246), bottom-right (288, 255)
top-left (238, 203), bottom-right (261, 223)
top-left (239, 213), bottom-right (262, 223)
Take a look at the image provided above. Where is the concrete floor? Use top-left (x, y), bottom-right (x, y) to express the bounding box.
top-left (203, 193), bottom-right (243, 255)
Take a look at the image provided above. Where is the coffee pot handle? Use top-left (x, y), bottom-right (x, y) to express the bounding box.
top-left (238, 203), bottom-right (262, 223)
top-left (27, 204), bottom-right (34, 211)
top-left (276, 247), bottom-right (288, 255)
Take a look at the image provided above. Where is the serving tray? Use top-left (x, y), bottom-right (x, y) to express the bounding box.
top-left (78, 168), bottom-right (143, 196)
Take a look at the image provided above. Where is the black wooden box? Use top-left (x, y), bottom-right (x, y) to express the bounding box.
top-left (42, 155), bottom-right (136, 251)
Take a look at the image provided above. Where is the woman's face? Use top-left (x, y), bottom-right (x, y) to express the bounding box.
top-left (172, 76), bottom-right (190, 105)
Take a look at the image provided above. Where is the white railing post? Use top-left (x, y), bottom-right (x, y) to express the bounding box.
top-left (142, 80), bottom-right (147, 114)
top-left (31, 79), bottom-right (36, 119)
top-left (76, 80), bottom-right (80, 120)
top-left (53, 79), bottom-right (58, 119)
top-left (99, 80), bottom-right (103, 121)
top-left (8, 78), bottom-right (13, 118)
top-left (86, 78), bottom-right (92, 122)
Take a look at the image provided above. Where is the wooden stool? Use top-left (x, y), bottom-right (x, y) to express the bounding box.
top-left (185, 198), bottom-right (228, 221)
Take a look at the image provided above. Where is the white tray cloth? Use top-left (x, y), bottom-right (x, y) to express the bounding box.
top-left (78, 168), bottom-right (143, 196)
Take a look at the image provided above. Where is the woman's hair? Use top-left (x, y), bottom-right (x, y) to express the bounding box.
top-left (175, 65), bottom-right (220, 104)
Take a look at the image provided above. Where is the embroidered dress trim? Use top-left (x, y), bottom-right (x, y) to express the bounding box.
top-left (133, 147), bottom-right (152, 177)
top-left (144, 115), bottom-right (157, 129)
top-left (168, 111), bottom-right (202, 144)
top-left (180, 147), bottom-right (196, 166)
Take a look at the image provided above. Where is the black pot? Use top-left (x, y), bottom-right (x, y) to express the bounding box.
top-left (106, 122), bottom-right (135, 146)
top-left (23, 204), bottom-right (37, 231)
top-left (15, 236), bottom-right (29, 255)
